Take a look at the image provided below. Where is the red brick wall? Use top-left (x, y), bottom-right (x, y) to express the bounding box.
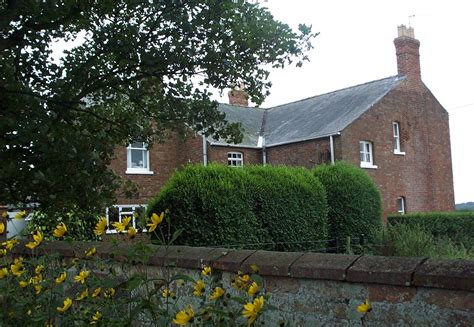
top-left (340, 79), bottom-right (455, 218)
top-left (266, 138), bottom-right (332, 169)
top-left (207, 145), bottom-right (262, 165)
top-left (110, 132), bottom-right (204, 205)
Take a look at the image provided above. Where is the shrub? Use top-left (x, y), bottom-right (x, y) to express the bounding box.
top-left (147, 164), bottom-right (328, 251)
top-left (313, 161), bottom-right (383, 246)
top-left (369, 224), bottom-right (474, 260)
top-left (27, 207), bottom-right (98, 241)
top-left (245, 166), bottom-right (328, 251)
top-left (388, 212), bottom-right (474, 248)
top-left (148, 164), bottom-right (265, 248)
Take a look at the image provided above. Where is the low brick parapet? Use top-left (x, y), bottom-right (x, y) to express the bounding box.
top-left (13, 241), bottom-right (474, 292)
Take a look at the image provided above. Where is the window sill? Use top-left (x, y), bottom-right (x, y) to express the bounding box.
top-left (393, 150), bottom-right (406, 156)
top-left (360, 163), bottom-right (378, 169)
top-left (125, 169), bottom-right (154, 175)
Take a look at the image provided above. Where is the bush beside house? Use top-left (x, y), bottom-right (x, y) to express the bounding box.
top-left (388, 212), bottom-right (474, 248)
top-left (147, 164), bottom-right (328, 251)
top-left (313, 162), bottom-right (383, 248)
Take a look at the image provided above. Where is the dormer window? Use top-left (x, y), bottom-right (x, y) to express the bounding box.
top-left (393, 122), bottom-right (405, 155)
top-left (126, 141), bottom-right (153, 174)
top-left (228, 152), bottom-right (243, 167)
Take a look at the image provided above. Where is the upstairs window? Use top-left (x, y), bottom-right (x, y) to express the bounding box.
top-left (126, 141), bottom-right (153, 174)
top-left (359, 141), bottom-right (377, 169)
top-left (393, 122), bottom-right (405, 155)
top-left (228, 152), bottom-right (243, 167)
top-left (396, 196), bottom-right (406, 214)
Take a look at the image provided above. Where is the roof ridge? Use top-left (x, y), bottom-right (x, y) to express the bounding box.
top-left (267, 75), bottom-right (403, 111)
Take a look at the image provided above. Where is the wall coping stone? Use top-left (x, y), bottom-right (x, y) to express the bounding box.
top-left (11, 241), bottom-right (474, 291)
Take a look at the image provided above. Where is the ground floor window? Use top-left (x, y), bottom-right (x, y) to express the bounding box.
top-left (396, 196), bottom-right (406, 214)
top-left (228, 152), bottom-right (244, 167)
top-left (105, 205), bottom-right (146, 234)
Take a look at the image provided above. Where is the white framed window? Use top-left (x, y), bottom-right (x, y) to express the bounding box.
top-left (359, 141), bottom-right (378, 169)
top-left (396, 196), bottom-right (406, 214)
top-left (393, 122), bottom-right (405, 155)
top-left (126, 141), bottom-right (153, 174)
top-left (228, 152), bottom-right (243, 167)
top-left (105, 204), bottom-right (146, 234)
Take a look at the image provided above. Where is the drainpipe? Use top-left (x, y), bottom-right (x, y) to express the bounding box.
top-left (202, 135), bottom-right (208, 166)
top-left (329, 135), bottom-right (335, 165)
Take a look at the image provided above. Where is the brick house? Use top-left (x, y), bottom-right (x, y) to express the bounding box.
top-left (109, 25), bottom-right (455, 221)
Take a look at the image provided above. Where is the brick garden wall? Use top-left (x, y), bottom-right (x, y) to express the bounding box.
top-left (19, 242), bottom-right (474, 326)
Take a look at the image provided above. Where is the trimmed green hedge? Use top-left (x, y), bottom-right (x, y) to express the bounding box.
top-left (313, 161), bottom-right (383, 246)
top-left (388, 212), bottom-right (474, 248)
top-left (147, 164), bottom-right (328, 251)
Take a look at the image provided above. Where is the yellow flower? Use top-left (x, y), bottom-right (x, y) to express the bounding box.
top-left (0, 267), bottom-right (8, 279)
top-left (210, 287), bottom-right (225, 300)
top-left (233, 274), bottom-right (251, 290)
top-left (173, 305), bottom-right (194, 325)
top-left (247, 281), bottom-right (259, 296)
top-left (0, 222), bottom-right (5, 235)
top-left (56, 272), bottom-right (67, 284)
top-left (112, 216), bottom-right (131, 233)
top-left (35, 265), bottom-right (44, 275)
top-left (11, 257), bottom-right (24, 276)
top-left (242, 296), bottom-right (265, 325)
top-left (90, 311), bottom-right (102, 324)
top-left (250, 264), bottom-right (260, 274)
top-left (85, 247), bottom-right (97, 257)
top-left (74, 270), bottom-right (90, 284)
top-left (162, 287), bottom-right (175, 298)
top-left (25, 230), bottom-right (43, 249)
top-left (92, 287), bottom-right (101, 298)
top-left (34, 285), bottom-right (42, 295)
top-left (1, 212), bottom-right (8, 219)
top-left (0, 249), bottom-right (5, 257)
top-left (201, 265), bottom-right (212, 276)
top-left (53, 222), bottom-right (67, 238)
top-left (128, 226), bottom-right (137, 239)
top-left (193, 279), bottom-right (205, 297)
top-left (15, 210), bottom-right (27, 219)
top-left (30, 273), bottom-right (43, 284)
top-left (94, 217), bottom-right (108, 236)
top-left (19, 280), bottom-right (29, 288)
top-left (3, 239), bottom-right (17, 250)
top-left (76, 288), bottom-right (89, 300)
top-left (104, 288), bottom-right (115, 298)
top-left (357, 299), bottom-right (372, 313)
top-left (57, 298), bottom-right (73, 313)
top-left (147, 212), bottom-right (164, 232)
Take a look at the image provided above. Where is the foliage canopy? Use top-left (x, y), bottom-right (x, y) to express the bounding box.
top-left (0, 0), bottom-right (316, 213)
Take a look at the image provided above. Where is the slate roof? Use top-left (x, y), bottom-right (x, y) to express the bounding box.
top-left (212, 75), bottom-right (405, 147)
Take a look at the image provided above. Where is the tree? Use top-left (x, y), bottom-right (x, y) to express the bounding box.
top-left (0, 0), bottom-right (316, 214)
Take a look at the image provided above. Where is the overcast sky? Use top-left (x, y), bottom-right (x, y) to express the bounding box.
top-left (225, 0), bottom-right (474, 204)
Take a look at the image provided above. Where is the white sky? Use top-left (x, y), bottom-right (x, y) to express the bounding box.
top-left (223, 0), bottom-right (474, 204)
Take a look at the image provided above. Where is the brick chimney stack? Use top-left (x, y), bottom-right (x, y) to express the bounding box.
top-left (394, 25), bottom-right (421, 81)
top-left (228, 83), bottom-right (249, 107)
